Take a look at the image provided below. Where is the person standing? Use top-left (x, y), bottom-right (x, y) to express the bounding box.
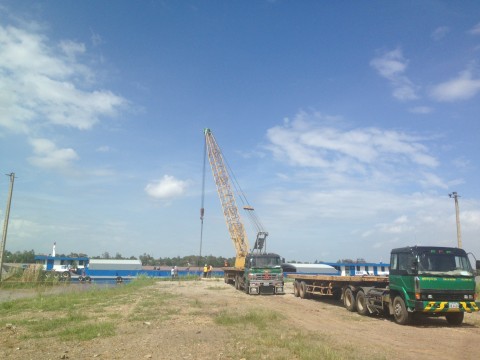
top-left (171, 267), bottom-right (175, 280)
top-left (208, 264), bottom-right (213, 278)
top-left (203, 264), bottom-right (208, 278)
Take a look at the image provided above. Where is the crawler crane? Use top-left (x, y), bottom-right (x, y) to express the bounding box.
top-left (203, 128), bottom-right (284, 295)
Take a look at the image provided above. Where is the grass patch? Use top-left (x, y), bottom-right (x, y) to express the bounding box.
top-left (215, 308), bottom-right (373, 360)
top-left (0, 277), bottom-right (164, 342)
top-left (215, 309), bottom-right (283, 330)
top-left (206, 285), bottom-right (228, 291)
top-left (59, 321), bottom-right (115, 341)
top-left (128, 292), bottom-right (179, 322)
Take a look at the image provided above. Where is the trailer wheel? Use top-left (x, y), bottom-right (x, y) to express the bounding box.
top-left (393, 296), bottom-right (412, 325)
top-left (62, 271), bottom-right (71, 279)
top-left (355, 290), bottom-right (369, 316)
top-left (293, 281), bottom-right (300, 297)
top-left (445, 312), bottom-right (464, 326)
top-left (344, 288), bottom-right (356, 312)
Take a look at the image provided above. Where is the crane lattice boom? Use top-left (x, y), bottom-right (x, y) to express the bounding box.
top-left (204, 128), bottom-right (249, 268)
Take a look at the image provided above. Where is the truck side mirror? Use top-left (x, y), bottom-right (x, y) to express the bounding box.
top-left (476, 260), bottom-right (480, 270)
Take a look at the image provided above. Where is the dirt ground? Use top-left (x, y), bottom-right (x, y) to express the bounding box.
top-left (1, 280), bottom-right (479, 360)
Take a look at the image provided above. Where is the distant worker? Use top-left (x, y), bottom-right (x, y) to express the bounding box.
top-left (174, 265), bottom-right (178, 278)
top-left (203, 264), bottom-right (208, 278)
top-left (208, 264), bottom-right (213, 278)
top-left (224, 259), bottom-right (229, 267)
top-left (171, 267), bottom-right (175, 280)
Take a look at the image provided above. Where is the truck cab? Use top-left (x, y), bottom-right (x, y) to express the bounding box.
top-left (388, 246), bottom-right (479, 325)
top-left (243, 253), bottom-right (284, 295)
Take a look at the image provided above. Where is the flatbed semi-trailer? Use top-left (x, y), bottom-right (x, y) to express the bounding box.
top-left (288, 246), bottom-right (479, 326)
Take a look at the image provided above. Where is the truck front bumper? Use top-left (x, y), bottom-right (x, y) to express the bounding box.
top-left (247, 281), bottom-right (284, 295)
top-left (414, 300), bottom-right (480, 313)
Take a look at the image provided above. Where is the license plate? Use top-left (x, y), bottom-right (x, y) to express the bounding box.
top-left (450, 302), bottom-right (459, 309)
top-left (263, 282), bottom-right (270, 286)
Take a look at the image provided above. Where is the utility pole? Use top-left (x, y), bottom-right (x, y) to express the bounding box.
top-left (448, 191), bottom-right (462, 249)
top-left (0, 173), bottom-right (15, 281)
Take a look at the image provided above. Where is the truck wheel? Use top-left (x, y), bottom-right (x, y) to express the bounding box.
top-left (62, 271), bottom-right (71, 279)
top-left (293, 281), bottom-right (300, 297)
top-left (299, 281), bottom-right (308, 299)
top-left (393, 296), bottom-right (412, 325)
top-left (356, 290), bottom-right (369, 316)
top-left (344, 288), bottom-right (356, 312)
top-left (445, 312), bottom-right (464, 326)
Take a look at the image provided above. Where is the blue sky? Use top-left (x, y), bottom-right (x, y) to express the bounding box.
top-left (1, 1), bottom-right (480, 263)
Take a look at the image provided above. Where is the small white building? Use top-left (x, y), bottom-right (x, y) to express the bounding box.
top-left (88, 259), bottom-right (142, 271)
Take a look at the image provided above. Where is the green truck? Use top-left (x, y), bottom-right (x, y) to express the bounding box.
top-left (289, 246), bottom-right (479, 325)
top-left (223, 252), bottom-right (284, 295)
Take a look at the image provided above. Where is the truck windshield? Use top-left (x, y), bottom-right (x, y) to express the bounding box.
top-left (250, 256), bottom-right (282, 268)
top-left (417, 251), bottom-right (473, 276)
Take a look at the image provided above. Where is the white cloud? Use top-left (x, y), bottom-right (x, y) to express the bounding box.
top-left (90, 30), bottom-right (103, 47)
top-left (266, 111), bottom-right (440, 189)
top-left (469, 22), bottom-right (480, 35)
top-left (431, 26), bottom-right (450, 41)
top-left (0, 23), bottom-right (127, 133)
top-left (462, 210), bottom-right (480, 231)
top-left (370, 48), bottom-right (418, 101)
top-left (96, 145), bottom-right (111, 153)
top-left (419, 172), bottom-right (448, 189)
top-left (408, 106), bottom-right (433, 114)
top-left (376, 215), bottom-right (414, 234)
top-left (28, 138), bottom-right (79, 169)
top-left (145, 175), bottom-right (189, 200)
top-left (59, 40), bottom-right (86, 59)
top-left (430, 69), bottom-right (480, 102)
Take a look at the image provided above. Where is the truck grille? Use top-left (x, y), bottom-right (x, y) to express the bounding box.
top-left (420, 290), bottom-right (473, 301)
top-left (255, 274), bottom-right (278, 281)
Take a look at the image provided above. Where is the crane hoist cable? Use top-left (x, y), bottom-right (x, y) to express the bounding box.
top-left (219, 142), bottom-right (269, 252)
top-left (198, 136), bottom-right (207, 268)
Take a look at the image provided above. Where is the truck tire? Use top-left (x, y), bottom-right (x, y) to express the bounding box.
top-left (355, 290), bottom-right (369, 316)
top-left (344, 288), bottom-right (356, 312)
top-left (393, 296), bottom-right (412, 325)
top-left (445, 312), bottom-right (464, 326)
top-left (293, 281), bottom-right (300, 297)
top-left (299, 281), bottom-right (308, 299)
